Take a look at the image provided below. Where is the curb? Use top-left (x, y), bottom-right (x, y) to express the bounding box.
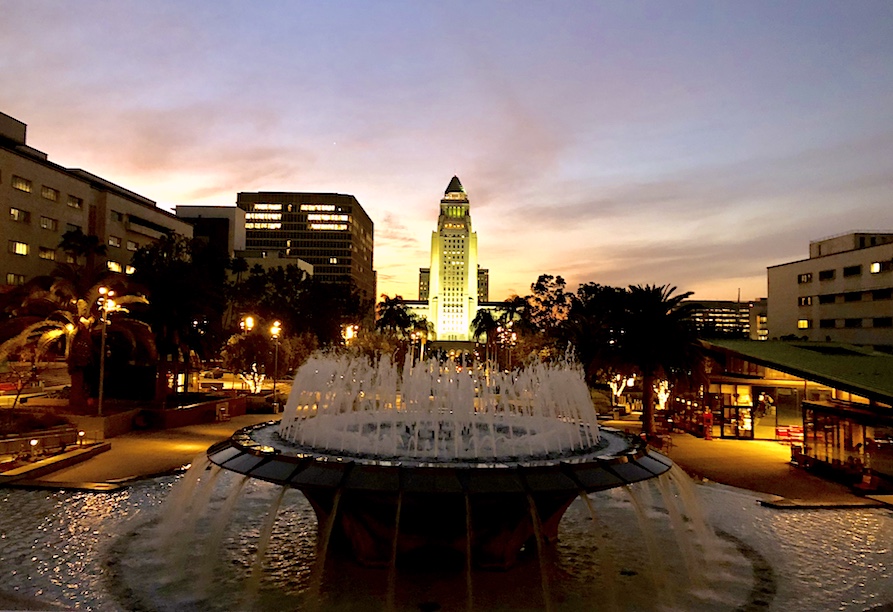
top-left (0, 442), bottom-right (111, 485)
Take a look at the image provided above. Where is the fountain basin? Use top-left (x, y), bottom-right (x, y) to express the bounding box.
top-left (208, 422), bottom-right (671, 568)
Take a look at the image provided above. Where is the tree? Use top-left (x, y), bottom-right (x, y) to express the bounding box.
top-left (130, 234), bottom-right (229, 386)
top-left (618, 284), bottom-right (699, 436)
top-left (0, 278), bottom-right (152, 411)
top-left (561, 283), bottom-right (628, 386)
top-left (472, 308), bottom-right (500, 368)
top-left (375, 294), bottom-right (412, 337)
top-left (58, 228), bottom-right (107, 269)
top-left (409, 315), bottom-right (434, 361)
top-left (528, 274), bottom-right (571, 336)
top-left (221, 324), bottom-right (317, 393)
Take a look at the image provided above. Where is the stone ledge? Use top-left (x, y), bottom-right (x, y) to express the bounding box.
top-left (0, 442), bottom-right (111, 484)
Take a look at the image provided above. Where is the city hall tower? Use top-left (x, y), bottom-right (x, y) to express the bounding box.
top-left (424, 176), bottom-right (480, 341)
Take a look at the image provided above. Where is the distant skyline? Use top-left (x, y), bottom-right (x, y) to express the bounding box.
top-left (3, 1), bottom-right (892, 302)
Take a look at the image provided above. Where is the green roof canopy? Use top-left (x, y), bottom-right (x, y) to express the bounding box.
top-left (703, 339), bottom-right (893, 405)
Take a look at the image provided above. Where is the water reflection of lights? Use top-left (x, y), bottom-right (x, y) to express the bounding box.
top-left (1, 477), bottom-right (893, 610)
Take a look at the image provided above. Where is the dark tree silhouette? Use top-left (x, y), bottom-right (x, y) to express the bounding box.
top-left (375, 294), bottom-right (412, 337)
top-left (618, 284), bottom-right (699, 435)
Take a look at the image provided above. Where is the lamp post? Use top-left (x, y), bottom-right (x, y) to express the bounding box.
top-left (270, 320), bottom-right (281, 412)
top-left (97, 287), bottom-right (115, 417)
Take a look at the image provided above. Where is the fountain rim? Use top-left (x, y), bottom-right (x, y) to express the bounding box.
top-left (206, 421), bottom-right (673, 494)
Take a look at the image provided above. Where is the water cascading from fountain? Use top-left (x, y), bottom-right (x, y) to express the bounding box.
top-left (277, 354), bottom-right (602, 462)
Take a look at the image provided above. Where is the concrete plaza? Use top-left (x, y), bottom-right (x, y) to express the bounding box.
top-left (1, 412), bottom-right (880, 508)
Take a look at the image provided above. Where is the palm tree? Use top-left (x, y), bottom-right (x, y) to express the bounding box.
top-left (409, 315), bottom-right (434, 360)
top-left (375, 294), bottom-right (412, 337)
top-left (471, 309), bottom-right (499, 368)
top-left (58, 227), bottom-right (108, 270)
top-left (618, 284), bottom-right (699, 436)
top-left (0, 278), bottom-right (151, 411)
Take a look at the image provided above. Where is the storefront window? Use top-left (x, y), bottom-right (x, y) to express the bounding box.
top-left (803, 406), bottom-right (893, 482)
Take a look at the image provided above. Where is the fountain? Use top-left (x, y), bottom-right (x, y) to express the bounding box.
top-left (206, 355), bottom-right (673, 569)
top-left (5, 351), bottom-right (893, 612)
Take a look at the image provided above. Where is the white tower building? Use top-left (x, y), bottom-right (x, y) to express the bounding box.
top-left (427, 176), bottom-right (479, 341)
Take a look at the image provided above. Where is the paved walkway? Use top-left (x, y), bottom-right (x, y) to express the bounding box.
top-left (29, 413), bottom-right (279, 485)
top-left (603, 417), bottom-right (877, 506)
top-left (3, 413), bottom-right (878, 507)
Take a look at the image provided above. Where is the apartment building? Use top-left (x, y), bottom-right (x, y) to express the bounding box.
top-left (768, 232), bottom-right (893, 346)
top-left (1, 111), bottom-right (191, 287)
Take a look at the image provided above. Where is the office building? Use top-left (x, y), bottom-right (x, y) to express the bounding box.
top-left (768, 232), bottom-right (893, 347)
top-left (235, 192), bottom-right (374, 299)
top-left (1, 111), bottom-right (191, 288)
top-left (687, 300), bottom-right (750, 337)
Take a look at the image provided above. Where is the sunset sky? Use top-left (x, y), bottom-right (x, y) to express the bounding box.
top-left (3, 1), bottom-right (892, 303)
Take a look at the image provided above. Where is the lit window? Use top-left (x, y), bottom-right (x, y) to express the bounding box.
top-left (12, 176), bottom-right (32, 192)
top-left (245, 222), bottom-right (282, 229)
top-left (67, 195), bottom-right (83, 209)
top-left (38, 247), bottom-right (55, 261)
top-left (8, 241), bottom-right (28, 256)
top-left (6, 273), bottom-right (25, 285)
top-left (797, 319), bottom-right (811, 329)
top-left (797, 273), bottom-right (812, 284)
top-left (245, 212), bottom-right (282, 220)
top-left (40, 216), bottom-right (58, 230)
top-left (797, 296), bottom-right (813, 306)
top-left (300, 204), bottom-right (335, 212)
top-left (127, 240), bottom-right (138, 251)
top-left (254, 203), bottom-right (282, 211)
top-left (125, 265), bottom-right (136, 275)
top-left (107, 260), bottom-right (123, 273)
top-left (307, 214), bottom-right (350, 222)
top-left (871, 262), bottom-right (882, 273)
top-left (108, 236), bottom-right (121, 248)
top-left (41, 186), bottom-right (59, 201)
top-left (330, 257), bottom-right (338, 264)
top-left (9, 207), bottom-right (30, 223)
top-left (309, 223), bottom-right (347, 231)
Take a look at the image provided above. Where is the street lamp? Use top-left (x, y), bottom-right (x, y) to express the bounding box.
top-left (241, 315), bottom-right (255, 333)
top-left (97, 287), bottom-right (116, 417)
top-left (342, 323), bottom-right (358, 345)
top-left (270, 320), bottom-right (282, 412)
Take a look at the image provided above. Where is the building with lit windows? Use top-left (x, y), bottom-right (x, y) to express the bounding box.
top-left (1, 111), bottom-right (192, 289)
top-left (768, 232), bottom-right (893, 347)
top-left (687, 300), bottom-right (751, 338)
top-left (235, 192), bottom-right (374, 299)
top-left (405, 177), bottom-right (493, 342)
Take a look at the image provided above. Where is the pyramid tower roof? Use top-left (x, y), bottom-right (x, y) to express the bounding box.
top-left (444, 176), bottom-right (465, 195)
